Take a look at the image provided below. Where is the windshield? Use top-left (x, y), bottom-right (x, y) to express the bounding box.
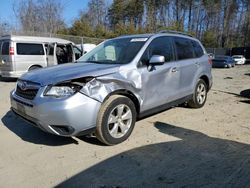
top-left (232, 56), bottom-right (242, 58)
top-left (78, 37), bottom-right (148, 64)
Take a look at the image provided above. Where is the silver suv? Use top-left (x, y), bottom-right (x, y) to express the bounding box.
top-left (10, 31), bottom-right (212, 145)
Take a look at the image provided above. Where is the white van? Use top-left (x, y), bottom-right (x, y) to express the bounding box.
top-left (0, 35), bottom-right (82, 78)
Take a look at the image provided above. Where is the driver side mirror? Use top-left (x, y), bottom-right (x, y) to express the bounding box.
top-left (149, 55), bottom-right (165, 65)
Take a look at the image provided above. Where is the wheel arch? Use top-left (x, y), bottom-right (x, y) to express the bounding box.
top-left (199, 75), bottom-right (210, 91)
top-left (28, 64), bottom-right (43, 71)
top-left (103, 89), bottom-right (140, 115)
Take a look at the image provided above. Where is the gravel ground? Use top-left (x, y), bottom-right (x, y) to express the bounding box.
top-left (0, 65), bottom-right (250, 188)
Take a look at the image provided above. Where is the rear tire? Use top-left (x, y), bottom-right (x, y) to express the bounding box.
top-left (188, 79), bottom-right (207, 108)
top-left (96, 95), bottom-right (137, 145)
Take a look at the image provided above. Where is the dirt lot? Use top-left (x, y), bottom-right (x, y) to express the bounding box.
top-left (0, 65), bottom-right (250, 188)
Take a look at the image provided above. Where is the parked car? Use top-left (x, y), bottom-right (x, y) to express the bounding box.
top-left (232, 55), bottom-right (246, 65)
top-left (76, 43), bottom-right (96, 54)
top-left (0, 35), bottom-right (82, 78)
top-left (10, 31), bottom-right (212, 145)
top-left (212, 55), bottom-right (235, 68)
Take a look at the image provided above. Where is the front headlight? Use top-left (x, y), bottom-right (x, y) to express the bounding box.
top-left (44, 84), bottom-right (81, 98)
top-left (43, 77), bottom-right (94, 98)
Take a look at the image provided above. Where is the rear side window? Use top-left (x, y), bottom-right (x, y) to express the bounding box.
top-left (191, 41), bottom-right (204, 58)
top-left (141, 36), bottom-right (174, 64)
top-left (17, 43), bottom-right (44, 55)
top-left (2, 42), bottom-right (10, 55)
top-left (174, 37), bottom-right (194, 60)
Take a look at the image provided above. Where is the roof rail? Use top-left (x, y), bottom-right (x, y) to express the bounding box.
top-left (158, 30), bottom-right (193, 37)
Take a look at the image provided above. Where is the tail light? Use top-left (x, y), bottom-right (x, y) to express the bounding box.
top-left (9, 47), bottom-right (14, 55)
top-left (208, 58), bottom-right (212, 65)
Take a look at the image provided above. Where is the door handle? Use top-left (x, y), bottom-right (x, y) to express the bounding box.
top-left (195, 62), bottom-right (200, 66)
top-left (172, 67), bottom-right (178, 72)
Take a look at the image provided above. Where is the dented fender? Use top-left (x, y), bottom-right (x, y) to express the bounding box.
top-left (80, 69), bottom-right (143, 105)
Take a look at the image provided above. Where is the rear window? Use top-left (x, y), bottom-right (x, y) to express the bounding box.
top-left (233, 56), bottom-right (241, 58)
top-left (17, 43), bottom-right (44, 55)
top-left (174, 37), bottom-right (194, 60)
top-left (191, 41), bottom-right (204, 58)
top-left (2, 42), bottom-right (10, 55)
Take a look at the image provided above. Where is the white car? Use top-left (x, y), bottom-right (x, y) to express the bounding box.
top-left (232, 55), bottom-right (246, 65)
top-left (76, 43), bottom-right (96, 54)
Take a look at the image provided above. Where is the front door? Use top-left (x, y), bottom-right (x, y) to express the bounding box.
top-left (138, 36), bottom-right (180, 112)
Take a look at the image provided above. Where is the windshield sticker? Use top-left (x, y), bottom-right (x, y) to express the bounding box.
top-left (130, 38), bottom-right (148, 42)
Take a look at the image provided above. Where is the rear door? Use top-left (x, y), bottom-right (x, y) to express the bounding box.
top-left (46, 43), bottom-right (57, 66)
top-left (54, 43), bottom-right (74, 64)
top-left (173, 37), bottom-right (199, 97)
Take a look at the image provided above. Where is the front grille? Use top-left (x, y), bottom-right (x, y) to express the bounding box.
top-left (15, 85), bottom-right (39, 100)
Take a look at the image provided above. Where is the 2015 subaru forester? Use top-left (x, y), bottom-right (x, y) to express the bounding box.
top-left (10, 31), bottom-right (212, 145)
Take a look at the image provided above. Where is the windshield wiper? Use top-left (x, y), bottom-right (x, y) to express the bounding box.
top-left (77, 60), bottom-right (120, 64)
top-left (87, 60), bottom-right (102, 64)
top-left (100, 60), bottom-right (117, 64)
top-left (76, 60), bottom-right (102, 64)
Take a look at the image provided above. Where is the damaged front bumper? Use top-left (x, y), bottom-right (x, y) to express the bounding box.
top-left (10, 89), bottom-right (101, 136)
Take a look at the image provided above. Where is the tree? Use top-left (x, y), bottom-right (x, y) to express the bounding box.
top-left (15, 0), bottom-right (65, 34)
top-left (87, 0), bottom-right (107, 27)
top-left (202, 30), bottom-right (218, 47)
top-left (108, 0), bottom-right (126, 31)
top-left (60, 0), bottom-right (250, 47)
top-left (0, 20), bottom-right (12, 35)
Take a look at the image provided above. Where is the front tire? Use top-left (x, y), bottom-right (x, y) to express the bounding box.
top-left (96, 95), bottom-right (137, 145)
top-left (188, 79), bottom-right (207, 108)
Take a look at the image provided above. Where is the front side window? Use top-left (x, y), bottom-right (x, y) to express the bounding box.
top-left (140, 36), bottom-right (174, 65)
top-left (78, 37), bottom-right (147, 64)
top-left (2, 42), bottom-right (10, 55)
top-left (174, 37), bottom-right (194, 60)
top-left (17, 43), bottom-right (44, 55)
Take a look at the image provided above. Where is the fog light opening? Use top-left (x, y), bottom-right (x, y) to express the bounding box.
top-left (50, 125), bottom-right (74, 135)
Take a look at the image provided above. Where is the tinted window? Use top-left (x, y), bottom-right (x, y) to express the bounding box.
top-left (141, 37), bottom-right (174, 64)
top-left (2, 42), bottom-right (10, 55)
top-left (17, 43), bottom-right (44, 55)
top-left (174, 37), bottom-right (194, 60)
top-left (191, 41), bottom-right (204, 57)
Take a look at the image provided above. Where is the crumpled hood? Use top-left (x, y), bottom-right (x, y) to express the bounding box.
top-left (20, 62), bottom-right (120, 86)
